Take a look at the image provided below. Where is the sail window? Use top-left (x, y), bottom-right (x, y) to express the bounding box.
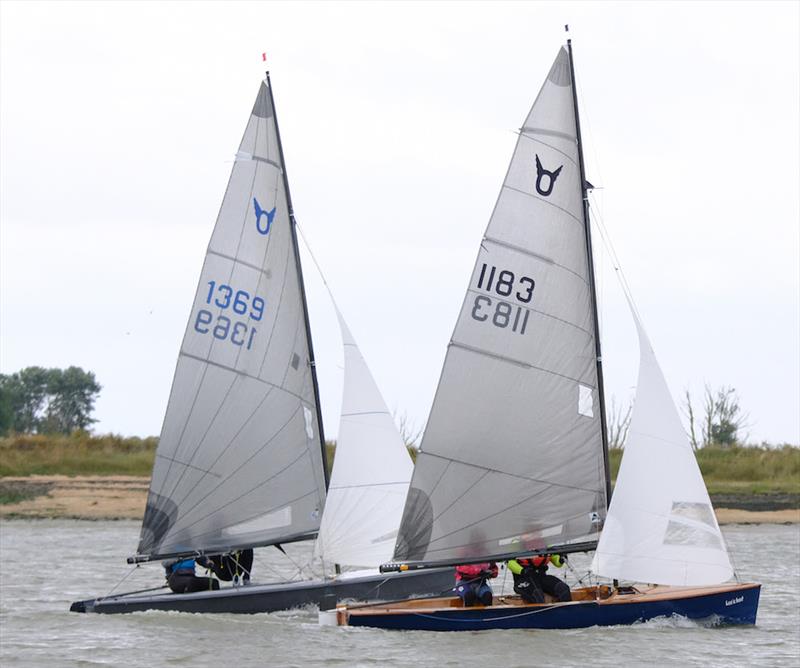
top-left (578, 384), bottom-right (594, 417)
top-left (223, 506), bottom-right (293, 536)
top-left (670, 501), bottom-right (717, 528)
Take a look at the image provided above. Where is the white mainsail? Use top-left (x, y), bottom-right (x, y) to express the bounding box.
top-left (591, 305), bottom-right (733, 586)
top-left (314, 310), bottom-right (414, 568)
top-left (136, 79), bottom-right (328, 559)
top-left (394, 47), bottom-right (608, 566)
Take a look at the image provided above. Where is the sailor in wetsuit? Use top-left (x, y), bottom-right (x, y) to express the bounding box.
top-left (507, 554), bottom-right (571, 603)
top-left (198, 549), bottom-right (254, 585)
top-left (163, 557), bottom-right (220, 594)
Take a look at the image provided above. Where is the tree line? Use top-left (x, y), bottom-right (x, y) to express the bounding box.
top-left (0, 367), bottom-right (101, 436)
top-left (607, 384), bottom-right (749, 450)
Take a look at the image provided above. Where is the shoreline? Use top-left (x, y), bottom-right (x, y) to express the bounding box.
top-left (1, 475), bottom-right (798, 524)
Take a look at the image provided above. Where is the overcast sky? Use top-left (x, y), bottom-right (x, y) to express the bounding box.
top-left (1, 1), bottom-right (798, 445)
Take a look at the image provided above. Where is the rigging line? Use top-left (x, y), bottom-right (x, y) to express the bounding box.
top-left (102, 565), bottom-right (140, 598)
top-left (588, 191), bottom-right (643, 324)
top-left (169, 405), bottom-right (305, 529)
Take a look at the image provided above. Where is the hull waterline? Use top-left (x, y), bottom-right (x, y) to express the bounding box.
top-left (325, 582), bottom-right (761, 631)
top-left (70, 567), bottom-right (454, 615)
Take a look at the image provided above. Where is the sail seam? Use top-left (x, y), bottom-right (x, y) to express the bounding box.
top-left (341, 410), bottom-right (391, 417)
top-left (235, 152), bottom-right (282, 170)
top-left (329, 481), bottom-right (409, 490)
top-left (482, 236), bottom-right (587, 284)
top-left (422, 451), bottom-right (604, 493)
top-left (520, 126), bottom-right (577, 144)
top-left (501, 184), bottom-right (582, 226)
top-left (179, 352), bottom-right (313, 406)
top-left (155, 454), bottom-right (223, 478)
top-left (449, 340), bottom-right (596, 386)
top-left (518, 130), bottom-right (579, 164)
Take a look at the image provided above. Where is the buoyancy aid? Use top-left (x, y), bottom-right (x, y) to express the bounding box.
top-left (455, 562), bottom-right (498, 582)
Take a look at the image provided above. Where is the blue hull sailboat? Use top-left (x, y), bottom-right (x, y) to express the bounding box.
top-left (322, 39), bottom-right (760, 631)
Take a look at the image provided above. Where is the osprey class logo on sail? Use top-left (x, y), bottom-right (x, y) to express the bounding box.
top-left (534, 154), bottom-right (563, 196)
top-left (253, 197), bottom-right (277, 235)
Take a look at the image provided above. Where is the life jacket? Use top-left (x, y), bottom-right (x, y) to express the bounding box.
top-left (164, 558), bottom-right (195, 575)
top-left (455, 562), bottom-right (497, 582)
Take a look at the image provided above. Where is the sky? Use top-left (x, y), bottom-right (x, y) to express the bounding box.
top-left (1, 1), bottom-right (798, 446)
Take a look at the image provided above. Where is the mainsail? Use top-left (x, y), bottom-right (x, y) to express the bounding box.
top-left (135, 78), bottom-right (328, 560)
top-left (313, 310), bottom-right (414, 568)
top-left (394, 47), bottom-right (608, 567)
top-left (591, 305), bottom-right (734, 585)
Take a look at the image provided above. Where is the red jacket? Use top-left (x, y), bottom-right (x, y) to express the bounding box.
top-left (455, 562), bottom-right (498, 582)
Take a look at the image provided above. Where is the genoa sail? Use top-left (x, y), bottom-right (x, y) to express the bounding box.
top-left (314, 310), bottom-right (414, 569)
top-left (135, 79), bottom-right (328, 560)
top-left (591, 306), bottom-right (734, 585)
top-left (394, 47), bottom-right (608, 567)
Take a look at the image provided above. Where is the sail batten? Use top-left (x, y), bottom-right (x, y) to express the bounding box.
top-left (136, 78), bottom-right (327, 559)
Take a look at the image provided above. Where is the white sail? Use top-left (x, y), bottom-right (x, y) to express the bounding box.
top-left (136, 79), bottom-right (327, 559)
top-left (314, 310), bottom-right (414, 568)
top-left (591, 306), bottom-right (733, 586)
top-left (394, 47), bottom-right (608, 566)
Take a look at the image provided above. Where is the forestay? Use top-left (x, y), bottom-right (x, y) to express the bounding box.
top-left (591, 306), bottom-right (734, 586)
top-left (314, 311), bottom-right (414, 568)
top-left (394, 47), bottom-right (608, 566)
top-left (136, 79), bottom-right (327, 559)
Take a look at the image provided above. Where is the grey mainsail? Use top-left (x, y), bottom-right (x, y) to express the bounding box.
top-left (135, 79), bottom-right (327, 560)
top-left (394, 47), bottom-right (608, 566)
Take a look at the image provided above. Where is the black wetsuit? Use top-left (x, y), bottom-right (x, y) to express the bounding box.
top-left (200, 550), bottom-right (254, 583)
top-left (513, 561), bottom-right (571, 604)
top-left (164, 558), bottom-right (220, 594)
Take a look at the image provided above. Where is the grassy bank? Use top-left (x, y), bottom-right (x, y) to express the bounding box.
top-left (1, 434), bottom-right (797, 497)
top-left (608, 445), bottom-right (800, 495)
top-left (0, 433), bottom-right (157, 477)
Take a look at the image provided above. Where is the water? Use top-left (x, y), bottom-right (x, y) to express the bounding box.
top-left (1, 521), bottom-right (798, 667)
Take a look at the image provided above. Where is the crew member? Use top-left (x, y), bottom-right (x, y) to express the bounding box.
top-left (163, 557), bottom-right (220, 594)
top-left (507, 553), bottom-right (571, 603)
top-left (454, 562), bottom-right (499, 607)
top-left (198, 549), bottom-right (254, 585)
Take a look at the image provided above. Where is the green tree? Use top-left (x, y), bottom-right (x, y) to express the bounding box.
top-left (0, 366), bottom-right (101, 435)
top-left (684, 384), bottom-right (748, 448)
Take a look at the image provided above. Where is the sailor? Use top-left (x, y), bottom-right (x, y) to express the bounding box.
top-left (454, 562), bottom-right (498, 607)
top-left (198, 549), bottom-right (254, 585)
top-left (507, 553), bottom-right (571, 603)
top-left (163, 557), bottom-right (220, 594)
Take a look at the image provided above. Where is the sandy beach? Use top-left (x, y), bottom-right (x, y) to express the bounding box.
top-left (0, 476), bottom-right (798, 524)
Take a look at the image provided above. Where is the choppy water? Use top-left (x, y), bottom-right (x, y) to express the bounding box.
top-left (0, 521), bottom-right (798, 667)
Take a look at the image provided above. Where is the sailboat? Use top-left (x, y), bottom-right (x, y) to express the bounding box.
top-left (70, 74), bottom-right (452, 615)
top-left (321, 41), bottom-right (761, 631)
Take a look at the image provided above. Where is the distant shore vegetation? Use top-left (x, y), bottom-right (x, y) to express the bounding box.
top-left (0, 432), bottom-right (797, 498)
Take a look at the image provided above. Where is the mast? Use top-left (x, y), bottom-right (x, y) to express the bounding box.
top-left (265, 71), bottom-right (330, 490)
top-left (566, 39), bottom-right (612, 508)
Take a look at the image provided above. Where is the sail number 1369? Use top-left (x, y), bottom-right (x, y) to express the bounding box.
top-left (471, 263), bottom-right (535, 335)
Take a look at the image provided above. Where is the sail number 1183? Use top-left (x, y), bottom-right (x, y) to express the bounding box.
top-left (471, 263), bottom-right (535, 335)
